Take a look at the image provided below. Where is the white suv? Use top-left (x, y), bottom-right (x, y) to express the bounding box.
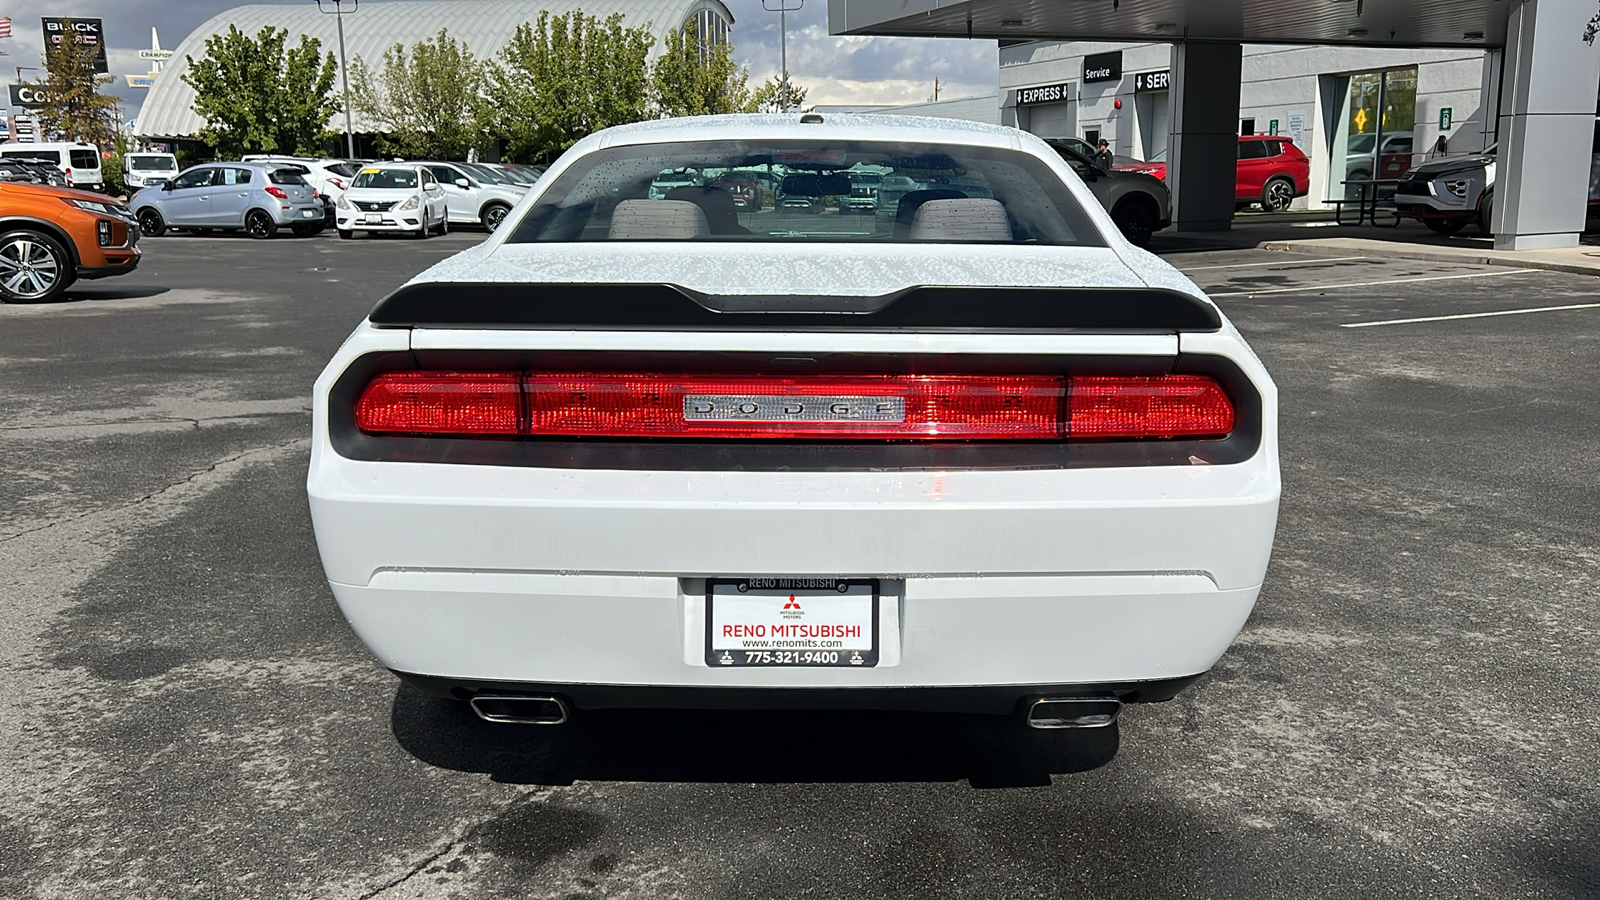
top-left (419, 162), bottom-right (527, 233)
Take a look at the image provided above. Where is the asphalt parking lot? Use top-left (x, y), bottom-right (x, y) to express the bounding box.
top-left (1, 230), bottom-right (1597, 899)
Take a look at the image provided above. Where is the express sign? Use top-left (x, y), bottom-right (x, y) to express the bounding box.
top-left (1017, 82), bottom-right (1071, 106)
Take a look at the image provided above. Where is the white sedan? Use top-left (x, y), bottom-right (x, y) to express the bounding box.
top-left (308, 114), bottom-right (1280, 745)
top-left (334, 164), bottom-right (448, 239)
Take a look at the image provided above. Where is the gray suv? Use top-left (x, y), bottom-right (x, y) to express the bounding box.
top-left (1045, 140), bottom-right (1171, 247)
top-left (130, 162), bottom-right (324, 238)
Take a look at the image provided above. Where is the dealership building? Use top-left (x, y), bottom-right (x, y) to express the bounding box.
top-left (831, 0), bottom-right (1600, 252)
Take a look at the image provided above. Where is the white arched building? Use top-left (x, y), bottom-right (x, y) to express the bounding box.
top-left (135, 0), bottom-right (734, 139)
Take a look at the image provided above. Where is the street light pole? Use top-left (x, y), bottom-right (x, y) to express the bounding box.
top-left (314, 0), bottom-right (358, 159)
top-left (762, 0), bottom-right (803, 112)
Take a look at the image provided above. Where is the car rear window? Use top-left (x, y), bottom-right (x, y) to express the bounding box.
top-left (3, 149), bottom-right (61, 165)
top-left (268, 169), bottom-right (309, 185)
top-left (69, 150), bottom-right (100, 169)
top-left (508, 139), bottom-right (1104, 246)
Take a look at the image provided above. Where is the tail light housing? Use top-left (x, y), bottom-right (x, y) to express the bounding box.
top-left (265, 186), bottom-right (289, 199)
top-left (355, 372), bottom-right (1233, 441)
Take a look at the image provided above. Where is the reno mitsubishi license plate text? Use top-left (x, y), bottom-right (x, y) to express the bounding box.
top-left (707, 579), bottom-right (879, 667)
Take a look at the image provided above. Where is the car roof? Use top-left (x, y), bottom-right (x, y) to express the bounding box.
top-left (587, 113), bottom-right (1022, 153)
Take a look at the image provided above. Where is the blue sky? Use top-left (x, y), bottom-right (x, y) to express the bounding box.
top-left (0, 0), bottom-right (998, 117)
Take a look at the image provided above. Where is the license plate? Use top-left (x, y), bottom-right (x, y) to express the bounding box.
top-left (706, 578), bottom-right (878, 667)
top-left (363, 213), bottom-right (382, 224)
top-left (302, 209), bottom-right (318, 218)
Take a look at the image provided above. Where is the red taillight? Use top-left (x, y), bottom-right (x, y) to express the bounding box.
top-left (265, 186), bottom-right (289, 199)
top-left (355, 372), bottom-right (520, 435)
top-left (354, 372), bottom-right (1235, 441)
top-left (1068, 375), bottom-right (1233, 439)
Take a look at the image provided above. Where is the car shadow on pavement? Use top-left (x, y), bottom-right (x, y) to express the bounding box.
top-left (65, 285), bottom-right (171, 302)
top-left (389, 685), bottom-right (1117, 788)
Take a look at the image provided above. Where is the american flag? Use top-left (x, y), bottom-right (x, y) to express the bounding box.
top-left (0, 18), bottom-right (12, 39)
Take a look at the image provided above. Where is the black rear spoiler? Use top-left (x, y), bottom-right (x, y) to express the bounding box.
top-left (367, 282), bottom-right (1223, 332)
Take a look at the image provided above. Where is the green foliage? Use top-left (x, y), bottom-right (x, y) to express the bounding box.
top-left (28, 35), bottom-right (118, 148)
top-left (486, 12), bottom-right (655, 163)
top-left (349, 29), bottom-right (488, 160)
top-left (750, 76), bottom-right (808, 113)
top-left (651, 25), bottom-right (753, 118)
top-left (103, 136), bottom-right (128, 196)
top-left (182, 25), bottom-right (337, 158)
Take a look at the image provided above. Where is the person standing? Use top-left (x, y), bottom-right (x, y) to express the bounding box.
top-left (1093, 138), bottom-right (1115, 171)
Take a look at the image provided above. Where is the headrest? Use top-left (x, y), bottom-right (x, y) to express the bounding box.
top-left (907, 198), bottom-right (1013, 242)
top-left (608, 200), bottom-right (708, 240)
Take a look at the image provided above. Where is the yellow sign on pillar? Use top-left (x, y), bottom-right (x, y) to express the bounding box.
top-left (1353, 108), bottom-right (1370, 132)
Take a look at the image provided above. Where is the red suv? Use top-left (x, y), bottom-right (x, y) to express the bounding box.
top-left (1113, 135), bottom-right (1311, 211)
top-left (710, 175), bottom-right (760, 209)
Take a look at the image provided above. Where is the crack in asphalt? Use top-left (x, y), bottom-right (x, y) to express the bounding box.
top-left (355, 790), bottom-right (549, 900)
top-left (0, 437), bottom-right (309, 545)
top-left (0, 408), bottom-right (309, 433)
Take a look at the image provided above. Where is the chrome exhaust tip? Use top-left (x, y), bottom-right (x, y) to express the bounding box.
top-left (469, 694), bottom-right (569, 725)
top-left (1027, 697), bottom-right (1122, 729)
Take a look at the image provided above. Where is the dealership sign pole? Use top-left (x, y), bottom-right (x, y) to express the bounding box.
top-left (315, 0), bottom-right (359, 159)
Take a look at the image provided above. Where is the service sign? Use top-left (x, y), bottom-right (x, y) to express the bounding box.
top-left (1135, 70), bottom-right (1171, 92)
top-left (42, 17), bottom-right (109, 74)
top-left (1083, 50), bottom-right (1123, 84)
top-left (707, 579), bottom-right (878, 667)
top-left (1017, 82), bottom-right (1071, 106)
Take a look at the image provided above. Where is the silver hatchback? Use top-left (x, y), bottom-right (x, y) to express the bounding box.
top-left (130, 162), bottom-right (325, 239)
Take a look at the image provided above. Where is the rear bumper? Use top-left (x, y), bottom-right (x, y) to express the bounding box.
top-left (396, 672), bottom-right (1207, 714)
top-left (327, 570), bottom-right (1261, 692)
top-left (275, 204), bottom-right (327, 225)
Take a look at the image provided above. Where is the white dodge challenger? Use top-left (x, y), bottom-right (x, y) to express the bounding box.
top-left (308, 114), bottom-right (1279, 738)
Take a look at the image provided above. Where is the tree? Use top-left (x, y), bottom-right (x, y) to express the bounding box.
top-left (27, 34), bottom-right (118, 148)
top-left (750, 76), bottom-right (808, 113)
top-left (183, 25), bottom-right (337, 157)
top-left (349, 29), bottom-right (487, 160)
top-left (652, 26), bottom-right (754, 118)
top-left (486, 12), bottom-right (655, 163)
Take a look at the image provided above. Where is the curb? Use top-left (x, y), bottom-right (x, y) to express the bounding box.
top-left (1260, 240), bottom-right (1600, 278)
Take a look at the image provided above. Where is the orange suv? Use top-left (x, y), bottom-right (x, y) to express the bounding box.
top-left (0, 180), bottom-right (140, 303)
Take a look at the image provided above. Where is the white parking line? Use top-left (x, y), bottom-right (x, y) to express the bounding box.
top-left (1341, 302), bottom-right (1600, 328)
top-left (1179, 256), bottom-right (1369, 272)
top-left (1207, 268), bottom-right (1535, 297)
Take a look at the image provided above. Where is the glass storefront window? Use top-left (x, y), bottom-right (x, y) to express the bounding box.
top-left (1329, 67), bottom-right (1417, 200)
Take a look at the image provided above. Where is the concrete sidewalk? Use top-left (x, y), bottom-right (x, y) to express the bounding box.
top-left (1147, 217), bottom-right (1600, 277)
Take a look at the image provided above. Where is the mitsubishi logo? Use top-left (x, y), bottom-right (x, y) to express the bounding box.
top-left (782, 595), bottom-right (801, 610)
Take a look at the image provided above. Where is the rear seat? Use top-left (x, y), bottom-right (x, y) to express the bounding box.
top-left (608, 200), bottom-right (708, 239)
top-left (907, 198), bottom-right (1013, 242)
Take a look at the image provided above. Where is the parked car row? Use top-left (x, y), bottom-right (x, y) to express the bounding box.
top-left (125, 155), bottom-right (540, 241)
